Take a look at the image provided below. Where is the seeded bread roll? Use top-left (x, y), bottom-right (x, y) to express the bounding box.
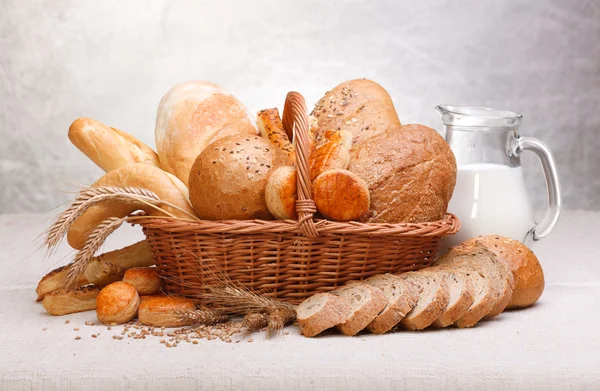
top-left (42, 285), bottom-right (101, 316)
top-left (96, 281), bottom-right (140, 325)
top-left (335, 283), bottom-right (387, 336)
top-left (297, 292), bottom-right (351, 337)
top-left (138, 296), bottom-right (196, 327)
top-left (348, 124), bottom-right (457, 224)
top-left (123, 267), bottom-right (162, 295)
top-left (155, 81), bottom-right (259, 186)
top-left (189, 135), bottom-right (291, 220)
top-left (311, 79), bottom-right (401, 149)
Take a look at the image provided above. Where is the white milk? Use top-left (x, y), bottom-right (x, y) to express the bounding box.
top-left (442, 163), bottom-right (535, 250)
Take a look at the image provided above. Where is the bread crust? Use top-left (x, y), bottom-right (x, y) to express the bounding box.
top-left (297, 292), bottom-right (351, 337)
top-left (123, 267), bottom-right (162, 295)
top-left (137, 296), bottom-right (196, 327)
top-left (155, 81), bottom-right (259, 186)
top-left (257, 108), bottom-right (295, 161)
top-left (68, 117), bottom-right (160, 172)
top-left (265, 166), bottom-right (298, 220)
top-left (42, 285), bottom-right (101, 316)
top-left (348, 124), bottom-right (456, 224)
top-left (96, 281), bottom-right (140, 325)
top-left (67, 163), bottom-right (197, 249)
top-left (312, 169), bottom-right (370, 221)
top-left (309, 129), bottom-right (352, 181)
top-left (36, 265), bottom-right (89, 302)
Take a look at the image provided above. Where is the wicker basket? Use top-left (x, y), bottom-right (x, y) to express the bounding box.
top-left (130, 92), bottom-right (459, 304)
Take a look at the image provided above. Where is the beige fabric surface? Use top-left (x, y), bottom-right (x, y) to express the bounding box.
top-left (0, 211), bottom-right (599, 390)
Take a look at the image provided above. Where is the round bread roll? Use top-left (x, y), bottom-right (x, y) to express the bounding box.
top-left (68, 117), bottom-right (160, 172)
top-left (311, 79), bottom-right (401, 149)
top-left (138, 296), bottom-right (196, 327)
top-left (67, 163), bottom-right (197, 249)
top-left (189, 135), bottom-right (291, 220)
top-left (348, 124), bottom-right (456, 224)
top-left (123, 267), bottom-right (162, 295)
top-left (312, 169), bottom-right (370, 221)
top-left (265, 166), bottom-right (298, 220)
top-left (155, 81), bottom-right (259, 186)
top-left (96, 281), bottom-right (140, 325)
top-left (462, 235), bottom-right (544, 309)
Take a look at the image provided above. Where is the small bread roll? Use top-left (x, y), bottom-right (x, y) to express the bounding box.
top-left (42, 285), bottom-right (101, 316)
top-left (67, 163), bottom-right (197, 249)
top-left (312, 169), bottom-right (370, 221)
top-left (68, 118), bottom-right (160, 172)
top-left (257, 108), bottom-right (294, 161)
top-left (123, 267), bottom-right (162, 295)
top-left (309, 129), bottom-right (352, 181)
top-left (138, 296), bottom-right (196, 327)
top-left (155, 81), bottom-right (259, 186)
top-left (265, 166), bottom-right (298, 220)
top-left (189, 135), bottom-right (291, 220)
top-left (96, 281), bottom-right (140, 325)
top-left (462, 236), bottom-right (544, 309)
top-left (312, 79), bottom-right (401, 149)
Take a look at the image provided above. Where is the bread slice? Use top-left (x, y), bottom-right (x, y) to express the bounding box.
top-left (297, 292), bottom-right (351, 337)
top-left (398, 272), bottom-right (450, 330)
top-left (428, 268), bottom-right (475, 328)
top-left (335, 283), bottom-right (387, 336)
top-left (364, 274), bottom-right (419, 334)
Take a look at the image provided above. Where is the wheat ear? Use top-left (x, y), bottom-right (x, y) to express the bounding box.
top-left (63, 217), bottom-right (126, 288)
top-left (176, 308), bottom-right (229, 326)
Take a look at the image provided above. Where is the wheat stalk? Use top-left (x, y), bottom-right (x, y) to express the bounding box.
top-left (242, 312), bottom-right (269, 333)
top-left (176, 308), bottom-right (229, 326)
top-left (63, 217), bottom-right (126, 288)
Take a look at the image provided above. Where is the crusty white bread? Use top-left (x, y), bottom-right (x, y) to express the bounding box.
top-left (138, 296), bottom-right (197, 327)
top-left (348, 124), bottom-right (457, 224)
top-left (42, 285), bottom-right (101, 316)
top-left (257, 108), bottom-right (295, 161)
top-left (462, 235), bottom-right (543, 309)
top-left (155, 81), bottom-right (259, 186)
top-left (265, 166), bottom-right (298, 220)
top-left (67, 163), bottom-right (197, 249)
top-left (297, 292), bottom-right (351, 337)
top-left (68, 117), bottom-right (160, 172)
top-left (312, 169), bottom-right (370, 221)
top-left (122, 267), bottom-right (162, 295)
top-left (398, 272), bottom-right (450, 330)
top-left (428, 268), bottom-right (475, 328)
top-left (335, 283), bottom-right (387, 336)
top-left (311, 79), bottom-right (401, 149)
top-left (309, 129), bottom-right (352, 182)
top-left (364, 274), bottom-right (419, 334)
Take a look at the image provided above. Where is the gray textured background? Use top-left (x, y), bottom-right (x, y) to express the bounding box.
top-left (1, 0), bottom-right (599, 213)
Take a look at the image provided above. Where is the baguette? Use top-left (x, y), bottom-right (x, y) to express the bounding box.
top-left (364, 274), bottom-right (419, 334)
top-left (297, 292), bottom-right (351, 337)
top-left (68, 118), bottom-right (160, 172)
top-left (335, 283), bottom-right (387, 336)
top-left (42, 285), bottom-right (101, 316)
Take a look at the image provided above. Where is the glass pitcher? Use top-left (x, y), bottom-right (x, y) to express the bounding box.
top-left (436, 105), bottom-right (561, 248)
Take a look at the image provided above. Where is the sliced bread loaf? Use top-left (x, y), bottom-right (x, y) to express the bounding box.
top-left (364, 274), bottom-right (419, 334)
top-left (398, 271), bottom-right (450, 331)
top-left (297, 292), bottom-right (351, 337)
top-left (335, 283), bottom-right (388, 336)
top-left (428, 268), bottom-right (475, 328)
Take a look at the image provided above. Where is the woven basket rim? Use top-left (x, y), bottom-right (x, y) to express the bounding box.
top-left (128, 213), bottom-right (459, 237)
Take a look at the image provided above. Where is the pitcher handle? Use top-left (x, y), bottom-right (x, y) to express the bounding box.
top-left (514, 137), bottom-right (562, 240)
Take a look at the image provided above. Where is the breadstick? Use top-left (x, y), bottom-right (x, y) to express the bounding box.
top-left (42, 285), bottom-right (101, 316)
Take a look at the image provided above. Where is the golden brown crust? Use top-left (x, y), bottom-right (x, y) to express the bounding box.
top-left (312, 169), bottom-right (370, 221)
top-left (36, 265), bottom-right (89, 301)
top-left (42, 285), bottom-right (101, 316)
top-left (189, 135), bottom-right (291, 220)
top-left (311, 79), bottom-right (401, 149)
top-left (463, 235), bottom-right (544, 309)
top-left (265, 166), bottom-right (298, 220)
top-left (257, 108), bottom-right (295, 161)
top-left (137, 296), bottom-right (196, 327)
top-left (96, 281), bottom-right (140, 325)
top-left (123, 267), bottom-right (162, 295)
top-left (67, 163), bottom-right (197, 249)
top-left (94, 240), bottom-right (154, 268)
top-left (68, 117), bottom-right (160, 172)
top-left (348, 124), bottom-right (457, 223)
top-left (309, 129), bottom-right (352, 181)
top-left (155, 81), bottom-right (259, 186)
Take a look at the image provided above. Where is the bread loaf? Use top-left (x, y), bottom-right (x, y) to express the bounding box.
top-left (67, 163), bottom-right (197, 249)
top-left (68, 118), bottom-right (160, 172)
top-left (42, 285), bottom-right (101, 316)
top-left (311, 79), bottom-right (401, 149)
top-left (265, 166), bottom-right (298, 220)
top-left (96, 281), bottom-right (140, 324)
top-left (138, 296), bottom-right (196, 327)
top-left (155, 81), bottom-right (259, 186)
top-left (123, 267), bottom-right (162, 295)
top-left (188, 135), bottom-right (291, 220)
top-left (312, 169), bottom-right (370, 221)
top-left (348, 124), bottom-right (457, 223)
top-left (462, 235), bottom-right (544, 309)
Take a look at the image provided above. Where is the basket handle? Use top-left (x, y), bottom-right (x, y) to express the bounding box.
top-left (283, 92), bottom-right (319, 237)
